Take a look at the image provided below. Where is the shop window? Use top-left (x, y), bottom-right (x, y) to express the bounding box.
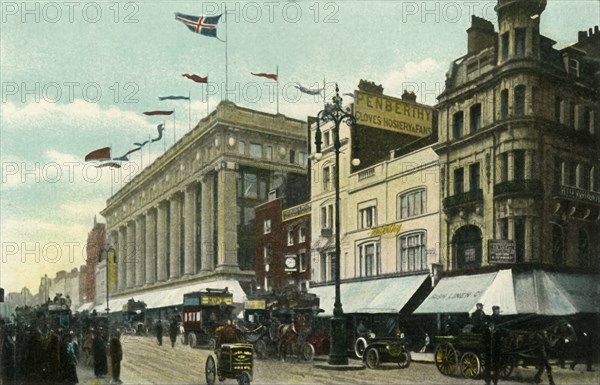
top-left (453, 225), bottom-right (482, 269)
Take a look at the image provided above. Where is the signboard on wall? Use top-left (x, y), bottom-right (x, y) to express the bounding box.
top-left (488, 240), bottom-right (516, 263)
top-left (354, 90), bottom-right (433, 137)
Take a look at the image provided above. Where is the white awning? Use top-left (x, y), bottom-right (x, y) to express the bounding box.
top-left (93, 279), bottom-right (247, 313)
top-left (76, 302), bottom-right (95, 312)
top-left (309, 274), bottom-right (428, 316)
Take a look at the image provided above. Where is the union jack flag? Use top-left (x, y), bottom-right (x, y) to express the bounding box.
top-left (175, 12), bottom-right (222, 38)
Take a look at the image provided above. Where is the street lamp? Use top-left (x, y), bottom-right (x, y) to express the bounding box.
top-left (314, 84), bottom-right (359, 366)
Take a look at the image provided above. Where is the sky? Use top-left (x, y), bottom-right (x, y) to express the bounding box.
top-left (1, 0), bottom-right (599, 294)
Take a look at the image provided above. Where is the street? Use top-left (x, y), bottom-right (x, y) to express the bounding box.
top-left (71, 336), bottom-right (600, 385)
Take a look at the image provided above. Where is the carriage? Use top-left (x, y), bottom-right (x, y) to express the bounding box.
top-left (205, 343), bottom-right (254, 385)
top-left (122, 299), bottom-right (147, 335)
top-left (182, 288), bottom-right (234, 349)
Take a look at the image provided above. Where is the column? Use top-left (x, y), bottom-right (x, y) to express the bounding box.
top-left (145, 209), bottom-right (156, 285)
top-left (126, 221), bottom-right (135, 288)
top-left (184, 185), bottom-right (196, 276)
top-left (524, 151), bottom-right (533, 180)
top-left (156, 201), bottom-right (168, 282)
top-left (169, 195), bottom-right (181, 279)
top-left (216, 166), bottom-right (239, 270)
top-left (117, 226), bottom-right (126, 291)
top-left (135, 215), bottom-right (145, 287)
top-left (200, 174), bottom-right (214, 271)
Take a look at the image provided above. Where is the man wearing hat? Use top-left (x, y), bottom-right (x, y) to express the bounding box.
top-left (483, 305), bottom-right (503, 385)
top-left (471, 303), bottom-right (487, 332)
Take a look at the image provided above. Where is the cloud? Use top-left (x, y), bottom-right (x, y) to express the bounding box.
top-left (381, 58), bottom-right (445, 105)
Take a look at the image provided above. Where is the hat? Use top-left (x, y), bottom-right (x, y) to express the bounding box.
top-left (492, 305), bottom-right (500, 310)
top-left (476, 303), bottom-right (483, 307)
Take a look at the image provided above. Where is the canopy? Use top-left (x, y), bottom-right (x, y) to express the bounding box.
top-left (76, 302), bottom-right (95, 312)
top-left (92, 279), bottom-right (247, 313)
top-left (309, 274), bottom-right (428, 316)
top-left (414, 269), bottom-right (600, 316)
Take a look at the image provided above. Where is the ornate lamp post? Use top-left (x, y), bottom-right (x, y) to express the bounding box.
top-left (314, 84), bottom-right (359, 365)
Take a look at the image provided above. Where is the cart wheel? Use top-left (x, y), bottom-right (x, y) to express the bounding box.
top-left (397, 351), bottom-right (411, 369)
top-left (500, 357), bottom-right (514, 379)
top-left (188, 333), bottom-right (197, 348)
top-left (434, 343), bottom-right (458, 376)
top-left (301, 343), bottom-right (315, 361)
top-left (254, 339), bottom-right (267, 359)
top-left (365, 348), bottom-right (380, 369)
top-left (237, 371), bottom-right (251, 385)
top-left (208, 338), bottom-right (217, 351)
top-left (460, 352), bottom-right (481, 378)
top-left (354, 337), bottom-right (368, 359)
top-left (205, 355), bottom-right (216, 385)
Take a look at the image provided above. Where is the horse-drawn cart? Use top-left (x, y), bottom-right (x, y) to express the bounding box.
top-left (205, 343), bottom-right (254, 385)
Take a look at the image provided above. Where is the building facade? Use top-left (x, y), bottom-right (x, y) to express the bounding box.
top-left (99, 101), bottom-right (307, 307)
top-left (255, 192), bottom-right (311, 291)
top-left (84, 217), bottom-right (105, 307)
top-left (435, 0), bottom-right (599, 273)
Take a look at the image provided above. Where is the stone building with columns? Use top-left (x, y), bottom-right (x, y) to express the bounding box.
top-left (435, 0), bottom-right (599, 274)
top-left (98, 100), bottom-right (307, 310)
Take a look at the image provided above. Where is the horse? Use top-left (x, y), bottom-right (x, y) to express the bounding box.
top-left (276, 314), bottom-right (308, 362)
top-left (496, 319), bottom-right (576, 385)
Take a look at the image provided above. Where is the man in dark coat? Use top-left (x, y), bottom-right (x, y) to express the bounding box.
top-left (63, 331), bottom-right (79, 385)
top-left (483, 305), bottom-right (503, 385)
top-left (109, 330), bottom-right (123, 384)
top-left (471, 303), bottom-right (487, 332)
top-left (169, 318), bottom-right (178, 348)
top-left (92, 329), bottom-right (108, 377)
top-left (155, 320), bottom-right (163, 346)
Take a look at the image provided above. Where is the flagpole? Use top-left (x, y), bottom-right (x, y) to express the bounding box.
top-left (224, 7), bottom-right (228, 101)
top-left (110, 143), bottom-right (114, 196)
top-left (276, 65), bottom-right (279, 115)
top-left (188, 91), bottom-right (192, 130)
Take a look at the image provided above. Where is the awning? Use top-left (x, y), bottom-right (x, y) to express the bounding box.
top-left (414, 269), bottom-right (600, 316)
top-left (309, 274), bottom-right (428, 316)
top-left (92, 279), bottom-right (247, 313)
top-left (76, 302), bottom-right (95, 312)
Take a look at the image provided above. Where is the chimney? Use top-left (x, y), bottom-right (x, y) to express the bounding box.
top-left (578, 31), bottom-right (587, 42)
top-left (467, 16), bottom-right (496, 54)
top-left (401, 90), bottom-right (417, 103)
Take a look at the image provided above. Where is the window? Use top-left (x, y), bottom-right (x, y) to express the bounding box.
top-left (501, 32), bottom-right (509, 61)
top-left (514, 217), bottom-right (525, 263)
top-left (552, 224), bottom-right (564, 265)
top-left (554, 157), bottom-right (564, 186)
top-left (568, 58), bottom-right (580, 77)
top-left (454, 168), bottom-right (464, 194)
top-left (555, 96), bottom-right (563, 123)
top-left (289, 149), bottom-right (296, 164)
top-left (321, 204), bottom-right (333, 229)
top-left (249, 143), bottom-right (262, 158)
top-left (500, 89), bottom-right (509, 118)
top-left (323, 166), bottom-right (331, 191)
top-left (569, 102), bottom-right (576, 129)
top-left (358, 242), bottom-right (380, 277)
top-left (299, 152), bottom-right (308, 167)
top-left (498, 218), bottom-right (509, 239)
top-left (568, 162), bottom-right (577, 186)
top-left (298, 251), bottom-right (307, 272)
top-left (514, 85), bottom-right (526, 116)
top-left (298, 227), bottom-right (306, 243)
top-left (583, 107), bottom-right (592, 133)
top-left (265, 146), bottom-right (272, 160)
top-left (453, 111), bottom-right (464, 139)
top-left (242, 172), bottom-right (257, 199)
top-left (514, 150), bottom-right (525, 180)
top-left (515, 28), bottom-right (526, 57)
top-left (582, 165), bottom-right (592, 190)
top-left (287, 229), bottom-right (294, 246)
top-left (359, 206), bottom-right (376, 229)
top-left (263, 244), bottom-right (272, 264)
top-left (323, 131), bottom-right (331, 147)
top-left (500, 152), bottom-right (509, 182)
top-left (320, 252), bottom-right (334, 282)
top-left (470, 104), bottom-right (482, 132)
top-left (239, 140), bottom-right (246, 154)
top-left (399, 189), bottom-right (426, 219)
top-left (469, 163), bottom-right (480, 191)
top-left (398, 232), bottom-right (427, 272)
top-left (263, 219), bottom-right (271, 234)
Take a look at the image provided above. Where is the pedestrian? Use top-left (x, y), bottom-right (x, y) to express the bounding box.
top-left (64, 331), bottom-right (79, 385)
top-left (109, 329), bottom-right (123, 384)
top-left (169, 318), bottom-right (178, 348)
top-left (155, 320), bottom-right (163, 346)
top-left (483, 305), bottom-right (503, 385)
top-left (471, 303), bottom-right (487, 332)
top-left (92, 328), bottom-right (108, 378)
top-left (84, 329), bottom-right (94, 366)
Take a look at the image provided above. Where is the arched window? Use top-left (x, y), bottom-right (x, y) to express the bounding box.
top-left (453, 225), bottom-right (482, 269)
top-left (552, 224), bottom-right (564, 265)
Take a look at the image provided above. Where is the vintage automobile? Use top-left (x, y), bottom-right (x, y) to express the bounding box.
top-left (362, 337), bottom-right (411, 369)
top-left (300, 315), bottom-right (330, 361)
top-left (205, 343), bottom-right (254, 385)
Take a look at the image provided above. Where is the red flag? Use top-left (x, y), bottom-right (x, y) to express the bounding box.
top-left (251, 72), bottom-right (278, 81)
top-left (143, 110), bottom-right (174, 116)
top-left (182, 73), bottom-right (208, 83)
top-left (85, 147), bottom-right (111, 161)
